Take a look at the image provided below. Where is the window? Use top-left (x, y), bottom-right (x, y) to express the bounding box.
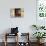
top-left (37, 0), bottom-right (46, 18)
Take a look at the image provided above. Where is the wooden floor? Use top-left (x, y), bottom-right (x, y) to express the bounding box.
top-left (0, 42), bottom-right (46, 46)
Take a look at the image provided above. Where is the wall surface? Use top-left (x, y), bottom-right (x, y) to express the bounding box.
top-left (0, 0), bottom-right (36, 42)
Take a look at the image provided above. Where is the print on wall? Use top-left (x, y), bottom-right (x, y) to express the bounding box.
top-left (10, 8), bottom-right (24, 17)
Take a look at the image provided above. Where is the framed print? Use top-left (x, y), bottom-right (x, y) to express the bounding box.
top-left (10, 8), bottom-right (24, 18)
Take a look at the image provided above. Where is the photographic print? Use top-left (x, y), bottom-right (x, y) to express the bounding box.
top-left (10, 8), bottom-right (24, 18)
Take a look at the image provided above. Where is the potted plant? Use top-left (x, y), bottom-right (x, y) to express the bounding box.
top-left (32, 24), bottom-right (45, 30)
top-left (32, 25), bottom-right (39, 30)
top-left (33, 32), bottom-right (46, 43)
top-left (40, 26), bottom-right (45, 29)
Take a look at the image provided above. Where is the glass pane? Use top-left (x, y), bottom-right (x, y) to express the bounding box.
top-left (39, 13), bottom-right (44, 17)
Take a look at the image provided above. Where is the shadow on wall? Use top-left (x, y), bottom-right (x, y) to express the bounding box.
top-left (29, 25), bottom-right (37, 42)
top-left (2, 28), bottom-right (11, 34)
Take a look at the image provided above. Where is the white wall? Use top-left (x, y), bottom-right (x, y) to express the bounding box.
top-left (0, 0), bottom-right (36, 42)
